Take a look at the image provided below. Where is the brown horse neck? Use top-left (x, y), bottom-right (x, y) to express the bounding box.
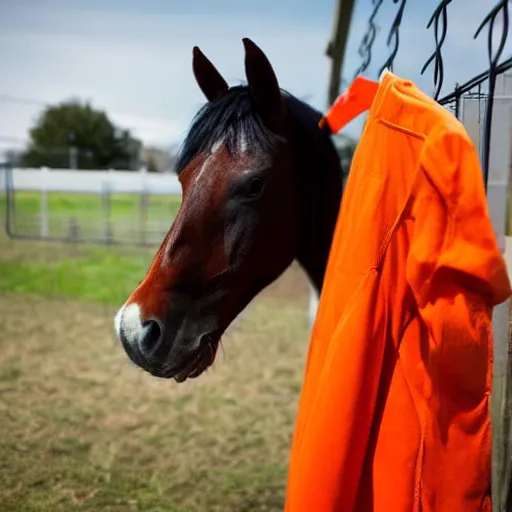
top-left (296, 140), bottom-right (343, 294)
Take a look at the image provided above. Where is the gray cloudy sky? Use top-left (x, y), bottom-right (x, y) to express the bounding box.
top-left (0, 0), bottom-right (509, 152)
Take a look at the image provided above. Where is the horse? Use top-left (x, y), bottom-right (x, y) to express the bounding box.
top-left (114, 38), bottom-right (344, 382)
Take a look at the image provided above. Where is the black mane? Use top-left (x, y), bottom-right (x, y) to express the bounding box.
top-left (175, 85), bottom-right (326, 175)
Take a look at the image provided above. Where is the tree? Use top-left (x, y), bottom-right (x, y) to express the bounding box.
top-left (20, 100), bottom-right (142, 170)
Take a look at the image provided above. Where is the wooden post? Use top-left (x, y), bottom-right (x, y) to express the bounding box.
top-left (3, 162), bottom-right (16, 237)
top-left (140, 166), bottom-right (148, 246)
top-left (40, 167), bottom-right (49, 238)
top-left (103, 178), bottom-right (113, 245)
top-left (308, 0), bottom-right (355, 329)
top-left (326, 0), bottom-right (355, 105)
top-left (140, 186), bottom-right (149, 246)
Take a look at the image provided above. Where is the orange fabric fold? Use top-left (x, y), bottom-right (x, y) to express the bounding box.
top-left (285, 71), bottom-right (511, 512)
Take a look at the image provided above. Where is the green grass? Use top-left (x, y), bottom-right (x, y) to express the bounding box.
top-left (0, 243), bottom-right (154, 305)
top-left (0, 191), bottom-right (181, 243)
top-left (0, 192), bottom-right (175, 306)
top-left (0, 230), bottom-right (310, 511)
top-left (2, 187), bottom-right (512, 511)
top-left (1, 191), bottom-right (181, 220)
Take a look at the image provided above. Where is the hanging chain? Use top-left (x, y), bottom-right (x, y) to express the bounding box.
top-left (352, 0), bottom-right (384, 80)
top-left (348, 0), bottom-right (512, 186)
top-left (421, 0), bottom-right (452, 100)
top-left (378, 0), bottom-right (408, 76)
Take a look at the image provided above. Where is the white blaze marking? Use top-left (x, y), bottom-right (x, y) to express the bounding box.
top-left (114, 305), bottom-right (124, 337)
top-left (239, 132), bottom-right (248, 153)
top-left (115, 303), bottom-right (143, 346)
top-left (211, 138), bottom-right (224, 153)
top-left (194, 138), bottom-right (224, 185)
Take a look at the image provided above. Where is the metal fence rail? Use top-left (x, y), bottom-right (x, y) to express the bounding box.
top-left (2, 152), bottom-right (355, 248)
top-left (1, 165), bottom-right (179, 247)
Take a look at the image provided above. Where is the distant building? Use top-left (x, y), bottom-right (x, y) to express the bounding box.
top-left (126, 138), bottom-right (143, 170)
top-left (139, 146), bottom-right (168, 172)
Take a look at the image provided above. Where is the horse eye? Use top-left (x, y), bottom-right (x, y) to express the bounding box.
top-left (246, 177), bottom-right (265, 198)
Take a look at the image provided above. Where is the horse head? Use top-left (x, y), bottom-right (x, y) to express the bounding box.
top-left (114, 38), bottom-right (342, 381)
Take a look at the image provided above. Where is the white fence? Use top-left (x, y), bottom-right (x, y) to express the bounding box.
top-left (8, 167), bottom-right (182, 195)
top-left (1, 166), bottom-right (323, 329)
top-left (1, 166), bottom-right (181, 246)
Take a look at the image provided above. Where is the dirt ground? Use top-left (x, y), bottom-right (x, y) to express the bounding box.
top-left (0, 262), bottom-right (311, 511)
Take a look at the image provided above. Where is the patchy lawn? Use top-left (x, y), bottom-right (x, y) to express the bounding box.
top-left (0, 233), bottom-right (311, 511)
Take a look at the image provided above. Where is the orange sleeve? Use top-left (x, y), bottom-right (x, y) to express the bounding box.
top-left (405, 121), bottom-right (511, 421)
top-left (406, 121), bottom-right (511, 314)
top-left (403, 122), bottom-right (511, 509)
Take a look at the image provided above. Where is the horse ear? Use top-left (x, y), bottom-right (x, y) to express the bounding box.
top-left (192, 46), bottom-right (229, 102)
top-left (242, 38), bottom-right (285, 130)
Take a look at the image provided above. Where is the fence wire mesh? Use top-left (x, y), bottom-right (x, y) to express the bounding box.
top-left (350, 1), bottom-right (512, 509)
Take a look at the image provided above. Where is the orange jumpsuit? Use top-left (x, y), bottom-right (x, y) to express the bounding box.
top-left (285, 72), bottom-right (512, 511)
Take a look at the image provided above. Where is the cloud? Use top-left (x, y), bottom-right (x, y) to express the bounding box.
top-left (0, 5), bottom-right (331, 149)
top-left (111, 113), bottom-right (184, 148)
top-left (0, 0), bottom-right (509, 153)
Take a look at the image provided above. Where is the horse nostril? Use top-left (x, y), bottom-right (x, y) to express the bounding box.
top-left (139, 319), bottom-right (164, 355)
top-left (200, 333), bottom-right (214, 346)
